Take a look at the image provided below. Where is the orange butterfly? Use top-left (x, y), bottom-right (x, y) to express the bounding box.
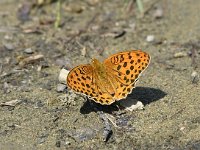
top-left (67, 50), bottom-right (150, 105)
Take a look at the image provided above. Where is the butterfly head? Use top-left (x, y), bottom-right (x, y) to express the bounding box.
top-left (91, 58), bottom-right (101, 68)
top-left (91, 58), bottom-right (106, 75)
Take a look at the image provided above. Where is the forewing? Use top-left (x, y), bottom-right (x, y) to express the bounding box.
top-left (67, 64), bottom-right (114, 105)
top-left (104, 50), bottom-right (150, 100)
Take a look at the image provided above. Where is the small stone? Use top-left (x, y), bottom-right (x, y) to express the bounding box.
top-left (86, 0), bottom-right (99, 6)
top-left (191, 71), bottom-right (199, 84)
top-left (65, 140), bottom-right (71, 146)
top-left (154, 8), bottom-right (163, 19)
top-left (116, 115), bottom-right (131, 128)
top-left (119, 100), bottom-right (144, 112)
top-left (174, 52), bottom-right (187, 58)
top-left (4, 43), bottom-right (14, 51)
top-left (3, 82), bottom-right (10, 89)
top-left (43, 82), bottom-right (52, 90)
top-left (4, 35), bottom-right (13, 40)
top-left (20, 86), bottom-right (31, 92)
top-left (81, 47), bottom-right (87, 57)
top-left (58, 68), bottom-right (69, 84)
top-left (55, 57), bottom-right (71, 67)
top-left (128, 23), bottom-right (136, 30)
top-left (0, 99), bottom-right (22, 107)
top-left (65, 4), bottom-right (84, 13)
top-left (70, 128), bottom-right (96, 142)
top-left (146, 35), bottom-right (155, 42)
top-left (24, 48), bottom-right (33, 54)
top-left (56, 84), bottom-right (67, 92)
top-left (35, 100), bottom-right (44, 108)
top-left (37, 133), bottom-right (49, 144)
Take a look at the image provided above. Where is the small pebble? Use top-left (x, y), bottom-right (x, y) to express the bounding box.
top-left (55, 57), bottom-right (71, 67)
top-left (154, 8), bottom-right (163, 19)
top-left (4, 35), bottom-right (13, 40)
top-left (81, 47), bottom-right (87, 57)
top-left (59, 68), bottom-right (69, 84)
top-left (116, 115), bottom-right (131, 127)
top-left (35, 100), bottom-right (44, 108)
top-left (4, 43), bottom-right (14, 51)
top-left (56, 84), bottom-right (67, 92)
top-left (45, 82), bottom-right (52, 90)
top-left (128, 23), bottom-right (136, 30)
top-left (0, 99), bottom-right (22, 107)
top-left (37, 134), bottom-right (48, 144)
top-left (120, 100), bottom-right (144, 112)
top-left (65, 140), bottom-right (71, 146)
top-left (70, 128), bottom-right (96, 142)
top-left (20, 86), bottom-right (31, 92)
top-left (3, 82), bottom-right (10, 89)
top-left (87, 0), bottom-right (99, 6)
top-left (24, 48), bottom-right (33, 54)
top-left (146, 35), bottom-right (155, 42)
top-left (174, 52), bottom-right (187, 58)
top-left (191, 71), bottom-right (199, 84)
top-left (65, 4), bottom-right (84, 13)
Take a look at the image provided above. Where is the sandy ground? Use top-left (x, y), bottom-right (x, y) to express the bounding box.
top-left (0, 0), bottom-right (200, 149)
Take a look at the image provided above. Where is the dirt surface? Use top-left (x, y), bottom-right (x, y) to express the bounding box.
top-left (0, 0), bottom-right (200, 149)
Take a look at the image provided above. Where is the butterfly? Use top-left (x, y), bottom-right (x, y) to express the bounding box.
top-left (67, 50), bottom-right (150, 105)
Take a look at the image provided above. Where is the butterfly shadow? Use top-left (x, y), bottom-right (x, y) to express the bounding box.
top-left (80, 87), bottom-right (167, 114)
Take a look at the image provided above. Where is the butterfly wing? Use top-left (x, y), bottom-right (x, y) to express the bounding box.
top-left (67, 64), bottom-right (114, 105)
top-left (67, 50), bottom-right (150, 105)
top-left (103, 50), bottom-right (150, 100)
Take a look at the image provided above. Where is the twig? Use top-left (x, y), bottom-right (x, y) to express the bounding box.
top-left (136, 0), bottom-right (144, 15)
top-left (0, 69), bottom-right (25, 79)
top-left (88, 100), bottom-right (113, 142)
top-left (54, 0), bottom-right (61, 28)
top-left (191, 47), bottom-right (197, 69)
top-left (98, 111), bottom-right (113, 142)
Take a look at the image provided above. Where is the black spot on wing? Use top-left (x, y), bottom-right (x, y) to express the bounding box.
top-left (123, 62), bottom-right (127, 67)
top-left (130, 66), bottom-right (134, 70)
top-left (86, 84), bottom-right (90, 88)
top-left (99, 100), bottom-right (103, 103)
top-left (126, 70), bottom-right (130, 75)
top-left (117, 65), bottom-right (121, 70)
top-left (81, 76), bottom-right (86, 80)
top-left (130, 60), bottom-right (134, 64)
